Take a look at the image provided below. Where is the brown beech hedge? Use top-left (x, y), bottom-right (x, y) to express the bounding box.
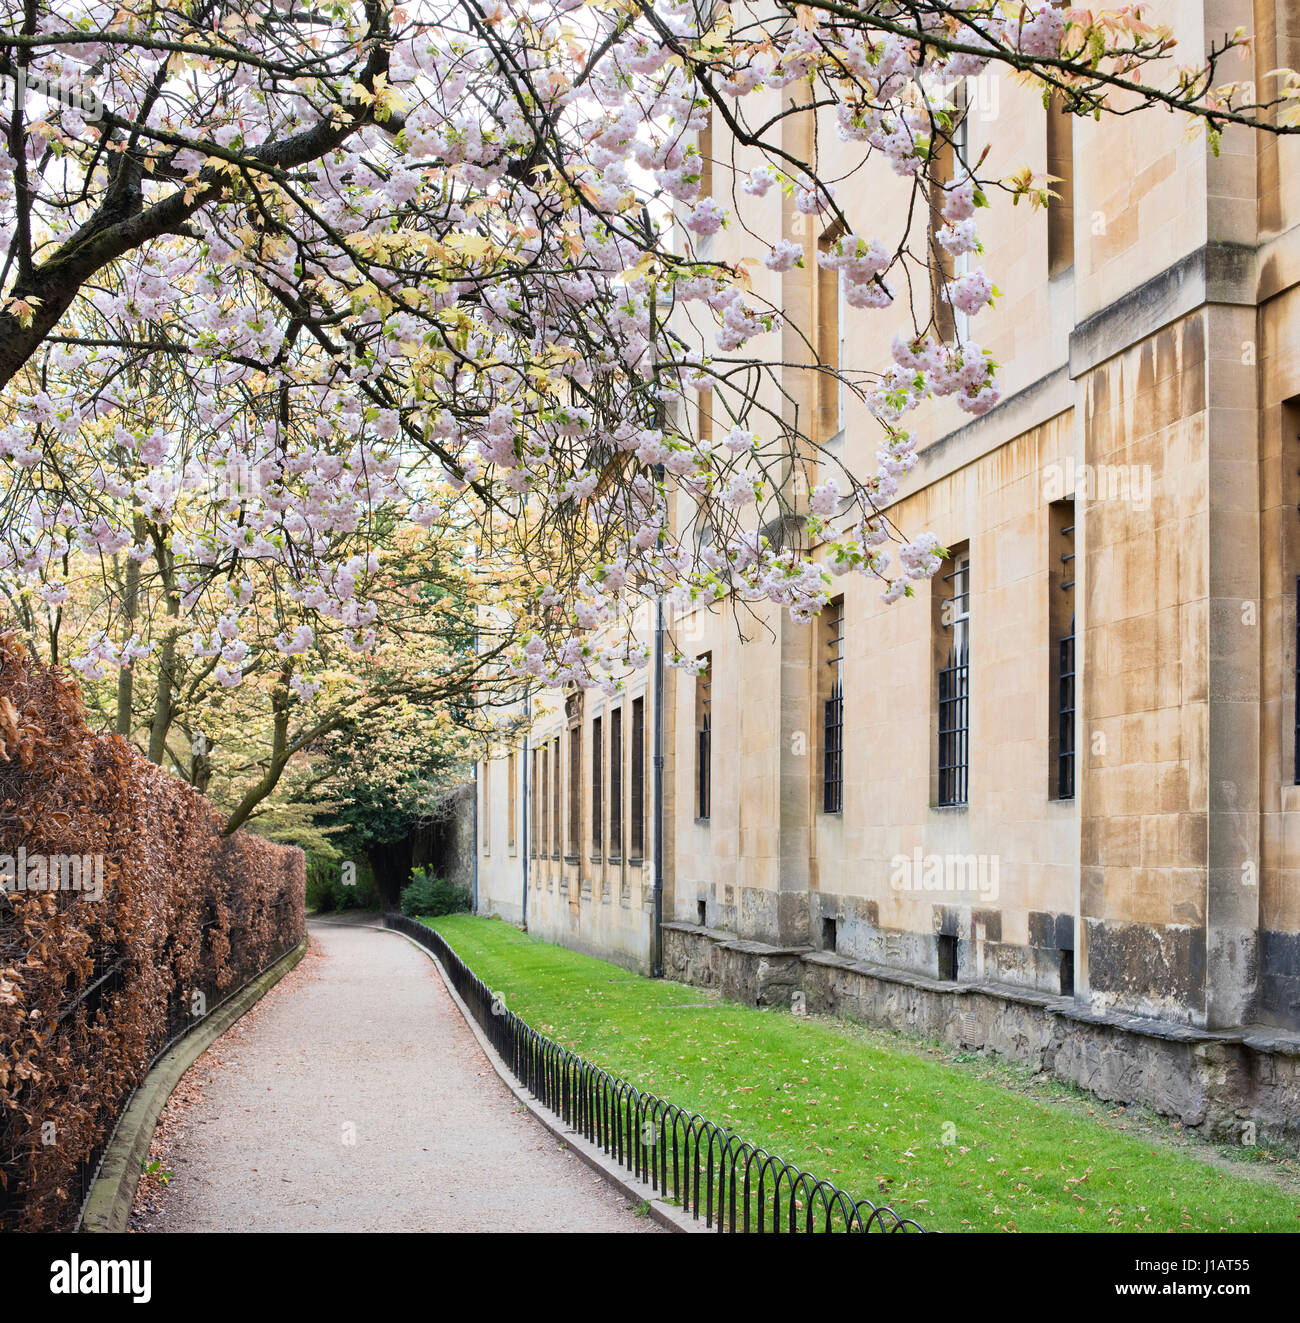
top-left (0, 632), bottom-right (305, 1230)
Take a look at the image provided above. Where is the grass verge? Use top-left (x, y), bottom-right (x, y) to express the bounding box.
top-left (429, 913), bottom-right (1300, 1233)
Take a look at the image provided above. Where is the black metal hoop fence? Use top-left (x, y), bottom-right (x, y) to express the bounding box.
top-left (386, 913), bottom-right (928, 1234)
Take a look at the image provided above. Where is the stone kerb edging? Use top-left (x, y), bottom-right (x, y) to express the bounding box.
top-left (79, 936), bottom-right (309, 1233)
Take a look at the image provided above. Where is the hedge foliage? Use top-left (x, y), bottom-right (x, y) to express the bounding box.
top-left (399, 867), bottom-right (471, 919)
top-left (0, 633), bottom-right (305, 1230)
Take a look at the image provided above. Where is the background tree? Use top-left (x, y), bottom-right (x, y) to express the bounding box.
top-left (4, 475), bottom-right (520, 833)
top-left (309, 703), bottom-right (476, 908)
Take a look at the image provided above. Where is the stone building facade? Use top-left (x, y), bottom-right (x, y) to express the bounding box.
top-left (474, 1), bottom-right (1300, 1141)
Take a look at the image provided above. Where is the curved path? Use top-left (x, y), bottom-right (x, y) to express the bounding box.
top-left (137, 918), bottom-right (658, 1233)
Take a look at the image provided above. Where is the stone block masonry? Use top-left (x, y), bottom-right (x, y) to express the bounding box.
top-left (663, 922), bottom-right (1300, 1152)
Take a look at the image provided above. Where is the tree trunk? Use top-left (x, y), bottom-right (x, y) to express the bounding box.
top-left (115, 539), bottom-right (141, 736)
top-left (222, 667), bottom-right (293, 835)
top-left (147, 624), bottom-right (177, 763)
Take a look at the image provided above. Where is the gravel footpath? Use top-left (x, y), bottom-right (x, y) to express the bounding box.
top-left (134, 918), bottom-right (659, 1233)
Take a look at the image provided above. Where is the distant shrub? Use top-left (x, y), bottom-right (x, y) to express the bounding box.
top-left (305, 856), bottom-right (338, 912)
top-left (400, 867), bottom-right (470, 918)
top-left (306, 857), bottom-right (377, 913)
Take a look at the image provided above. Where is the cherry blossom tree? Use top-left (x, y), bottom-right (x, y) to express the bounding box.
top-left (0, 0), bottom-right (1295, 707)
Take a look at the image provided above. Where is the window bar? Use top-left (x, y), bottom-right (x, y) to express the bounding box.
top-left (1058, 615), bottom-right (1076, 800)
top-left (567, 726), bottom-right (580, 857)
top-left (937, 644), bottom-right (969, 806)
top-left (591, 717), bottom-right (602, 855)
top-left (937, 559), bottom-right (969, 806)
top-left (823, 679), bottom-right (844, 813)
top-left (697, 672), bottom-right (711, 821)
top-left (1057, 523), bottom-right (1076, 800)
top-left (823, 604), bottom-right (844, 813)
top-left (541, 746), bottom-right (549, 859)
top-left (630, 698), bottom-right (644, 858)
top-left (1294, 451), bottom-right (1300, 782)
top-left (1294, 576), bottom-right (1300, 785)
top-left (697, 717), bottom-right (711, 820)
top-left (551, 736), bottom-right (561, 859)
top-left (610, 708), bottom-right (622, 860)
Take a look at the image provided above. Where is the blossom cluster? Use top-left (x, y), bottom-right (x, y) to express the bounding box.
top-left (0, 0), bottom-right (1134, 699)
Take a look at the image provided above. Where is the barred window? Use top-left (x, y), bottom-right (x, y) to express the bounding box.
top-left (540, 745), bottom-right (548, 857)
top-left (530, 748), bottom-right (539, 857)
top-left (822, 598), bottom-right (844, 814)
top-left (1296, 576), bottom-right (1300, 786)
top-left (630, 696), bottom-right (645, 859)
top-left (1057, 626), bottom-right (1077, 798)
top-left (937, 553), bottom-right (970, 807)
top-left (696, 654), bottom-right (712, 822)
top-left (567, 725), bottom-right (581, 859)
top-left (551, 736), bottom-right (561, 858)
top-left (507, 751), bottom-right (516, 851)
top-left (1053, 506), bottom-right (1076, 799)
top-left (610, 706), bottom-right (622, 860)
top-left (591, 716), bottom-right (603, 856)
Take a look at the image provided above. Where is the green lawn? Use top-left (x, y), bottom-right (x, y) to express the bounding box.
top-left (428, 913), bottom-right (1300, 1233)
